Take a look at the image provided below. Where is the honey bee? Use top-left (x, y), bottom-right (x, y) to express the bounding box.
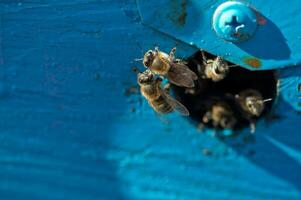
top-left (235, 89), bottom-right (272, 133)
top-left (136, 69), bottom-right (189, 116)
top-left (142, 46), bottom-right (198, 88)
top-left (198, 51), bottom-right (238, 82)
top-left (202, 102), bottom-right (237, 129)
top-left (235, 89), bottom-right (272, 117)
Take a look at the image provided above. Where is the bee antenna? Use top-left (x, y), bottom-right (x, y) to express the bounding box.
top-left (262, 98), bottom-right (273, 103)
top-left (134, 58), bottom-right (143, 62)
top-left (229, 64), bottom-right (239, 68)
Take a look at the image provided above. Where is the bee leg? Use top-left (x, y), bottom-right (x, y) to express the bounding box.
top-left (185, 88), bottom-right (197, 95)
top-left (164, 83), bottom-right (171, 93)
top-left (153, 46), bottom-right (160, 57)
top-left (216, 56), bottom-right (222, 61)
top-left (202, 111), bottom-right (212, 124)
top-left (197, 123), bottom-right (205, 132)
top-left (194, 59), bottom-right (203, 77)
top-left (169, 47), bottom-right (177, 61)
top-left (213, 121), bottom-right (219, 128)
top-left (250, 121), bottom-right (256, 134)
top-left (200, 50), bottom-right (208, 65)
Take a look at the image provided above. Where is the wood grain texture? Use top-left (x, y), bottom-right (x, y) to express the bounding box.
top-left (0, 1), bottom-right (301, 200)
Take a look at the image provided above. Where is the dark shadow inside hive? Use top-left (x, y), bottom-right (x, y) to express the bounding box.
top-left (171, 51), bottom-right (278, 131)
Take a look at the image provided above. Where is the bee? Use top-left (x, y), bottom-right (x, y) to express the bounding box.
top-left (235, 89), bottom-right (272, 133)
top-left (202, 102), bottom-right (237, 129)
top-left (198, 51), bottom-right (238, 82)
top-left (136, 69), bottom-right (189, 116)
top-left (235, 89), bottom-right (272, 117)
top-left (141, 46), bottom-right (198, 88)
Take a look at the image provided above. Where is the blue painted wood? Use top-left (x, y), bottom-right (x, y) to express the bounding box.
top-left (0, 1), bottom-right (300, 200)
top-left (137, 0), bottom-right (301, 70)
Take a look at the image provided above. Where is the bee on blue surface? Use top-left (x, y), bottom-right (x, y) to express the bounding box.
top-left (140, 46), bottom-right (198, 88)
top-left (197, 50), bottom-right (238, 82)
top-left (134, 68), bottom-right (189, 116)
top-left (235, 89), bottom-right (273, 133)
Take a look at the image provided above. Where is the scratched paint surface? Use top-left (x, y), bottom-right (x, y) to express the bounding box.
top-left (0, 1), bottom-right (301, 200)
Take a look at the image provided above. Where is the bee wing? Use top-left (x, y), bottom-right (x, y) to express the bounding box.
top-left (167, 62), bottom-right (198, 88)
top-left (163, 92), bottom-right (190, 116)
top-left (155, 113), bottom-right (170, 125)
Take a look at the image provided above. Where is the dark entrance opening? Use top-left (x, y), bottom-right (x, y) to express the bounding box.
top-left (172, 51), bottom-right (278, 132)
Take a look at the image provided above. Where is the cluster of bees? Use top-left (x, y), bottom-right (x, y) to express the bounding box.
top-left (134, 46), bottom-right (272, 133)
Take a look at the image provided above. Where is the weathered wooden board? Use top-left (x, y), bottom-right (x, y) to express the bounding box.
top-left (0, 1), bottom-right (301, 199)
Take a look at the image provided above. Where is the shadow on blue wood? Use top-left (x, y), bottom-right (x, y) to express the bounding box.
top-left (236, 15), bottom-right (291, 60)
top-left (221, 98), bottom-right (301, 192)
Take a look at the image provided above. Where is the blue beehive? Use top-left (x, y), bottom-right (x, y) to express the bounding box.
top-left (0, 0), bottom-right (301, 199)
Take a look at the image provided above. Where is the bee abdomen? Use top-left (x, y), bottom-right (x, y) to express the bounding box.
top-left (141, 85), bottom-right (159, 100)
top-left (150, 95), bottom-right (173, 114)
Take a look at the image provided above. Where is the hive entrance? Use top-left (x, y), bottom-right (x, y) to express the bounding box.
top-left (171, 51), bottom-right (277, 132)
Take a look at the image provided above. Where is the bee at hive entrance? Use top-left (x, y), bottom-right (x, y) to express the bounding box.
top-left (171, 51), bottom-right (278, 133)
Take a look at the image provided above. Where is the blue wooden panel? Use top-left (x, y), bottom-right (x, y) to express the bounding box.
top-left (137, 0), bottom-right (301, 70)
top-left (0, 1), bottom-right (300, 200)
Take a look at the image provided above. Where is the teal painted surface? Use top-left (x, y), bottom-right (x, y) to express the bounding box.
top-left (0, 1), bottom-right (300, 200)
top-left (137, 0), bottom-right (301, 70)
